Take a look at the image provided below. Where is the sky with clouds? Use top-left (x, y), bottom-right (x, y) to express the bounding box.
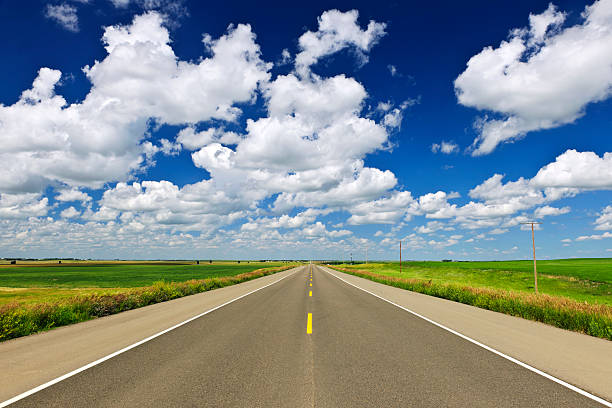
top-left (1, 0), bottom-right (611, 260)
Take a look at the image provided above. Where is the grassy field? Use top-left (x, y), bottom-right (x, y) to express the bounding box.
top-left (0, 261), bottom-right (286, 288)
top-left (0, 287), bottom-right (133, 306)
top-left (338, 259), bottom-right (612, 305)
top-left (0, 261), bottom-right (298, 341)
top-left (330, 259), bottom-right (612, 340)
top-left (0, 261), bottom-right (289, 305)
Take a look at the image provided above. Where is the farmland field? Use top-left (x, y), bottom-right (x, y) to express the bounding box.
top-left (0, 261), bottom-right (289, 305)
top-left (337, 258), bottom-right (612, 305)
top-left (0, 261), bottom-right (298, 341)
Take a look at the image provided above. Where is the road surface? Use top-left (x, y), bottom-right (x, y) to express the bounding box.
top-left (4, 265), bottom-right (608, 407)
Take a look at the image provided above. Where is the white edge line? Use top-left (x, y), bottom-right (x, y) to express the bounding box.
top-left (0, 266), bottom-right (303, 407)
top-left (320, 266), bottom-right (612, 408)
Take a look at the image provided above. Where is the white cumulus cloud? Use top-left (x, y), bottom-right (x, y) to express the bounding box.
top-left (0, 12), bottom-right (270, 194)
top-left (431, 141), bottom-right (459, 154)
top-left (55, 189), bottom-right (92, 203)
top-left (576, 232), bottom-right (612, 241)
top-left (45, 3), bottom-right (79, 32)
top-left (60, 206), bottom-right (81, 218)
top-left (0, 193), bottom-right (49, 219)
top-left (455, 0), bottom-right (612, 155)
top-left (294, 9), bottom-right (386, 77)
top-left (594, 205), bottom-right (612, 230)
top-left (534, 205), bottom-right (570, 218)
top-left (531, 150), bottom-right (612, 189)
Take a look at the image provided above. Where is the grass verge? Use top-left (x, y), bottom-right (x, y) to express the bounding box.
top-left (329, 266), bottom-right (612, 341)
top-left (0, 265), bottom-right (294, 342)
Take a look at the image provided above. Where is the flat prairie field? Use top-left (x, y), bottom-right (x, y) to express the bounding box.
top-left (0, 261), bottom-right (288, 305)
top-left (338, 258), bottom-right (612, 305)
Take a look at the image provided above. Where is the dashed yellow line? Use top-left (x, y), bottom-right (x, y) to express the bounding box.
top-left (309, 283), bottom-right (312, 287)
top-left (307, 313), bottom-right (312, 334)
top-left (309, 290), bottom-right (312, 297)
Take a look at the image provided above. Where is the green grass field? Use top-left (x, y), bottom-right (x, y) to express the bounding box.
top-left (339, 258), bottom-right (612, 305)
top-left (0, 263), bottom-right (297, 341)
top-left (0, 261), bottom-right (288, 305)
top-left (330, 259), bottom-right (612, 340)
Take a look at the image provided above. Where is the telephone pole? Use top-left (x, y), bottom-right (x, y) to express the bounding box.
top-left (399, 241), bottom-right (402, 273)
top-left (521, 221), bottom-right (542, 294)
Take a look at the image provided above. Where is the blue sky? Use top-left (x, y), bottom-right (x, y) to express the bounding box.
top-left (1, 0), bottom-right (611, 260)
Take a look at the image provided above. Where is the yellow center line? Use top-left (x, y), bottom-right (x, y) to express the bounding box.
top-left (309, 290), bottom-right (312, 297)
top-left (309, 283), bottom-right (312, 286)
top-left (307, 313), bottom-right (312, 334)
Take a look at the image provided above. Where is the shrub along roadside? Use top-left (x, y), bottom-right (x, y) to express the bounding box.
top-left (0, 265), bottom-right (295, 342)
top-left (329, 266), bottom-right (612, 341)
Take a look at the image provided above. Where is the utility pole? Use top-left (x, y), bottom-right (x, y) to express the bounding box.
top-left (521, 221), bottom-right (542, 294)
top-left (365, 246), bottom-right (368, 264)
top-left (399, 241), bottom-right (402, 274)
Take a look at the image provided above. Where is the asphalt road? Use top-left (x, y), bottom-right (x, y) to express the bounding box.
top-left (9, 265), bottom-right (606, 407)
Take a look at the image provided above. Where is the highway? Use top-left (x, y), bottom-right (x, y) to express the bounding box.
top-left (4, 265), bottom-right (609, 407)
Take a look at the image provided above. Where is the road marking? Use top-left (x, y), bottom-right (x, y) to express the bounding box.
top-left (307, 313), bottom-right (313, 334)
top-left (321, 266), bottom-right (612, 408)
top-left (309, 291), bottom-right (312, 297)
top-left (309, 283), bottom-right (312, 287)
top-left (310, 278), bottom-right (312, 281)
top-left (0, 268), bottom-right (301, 408)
